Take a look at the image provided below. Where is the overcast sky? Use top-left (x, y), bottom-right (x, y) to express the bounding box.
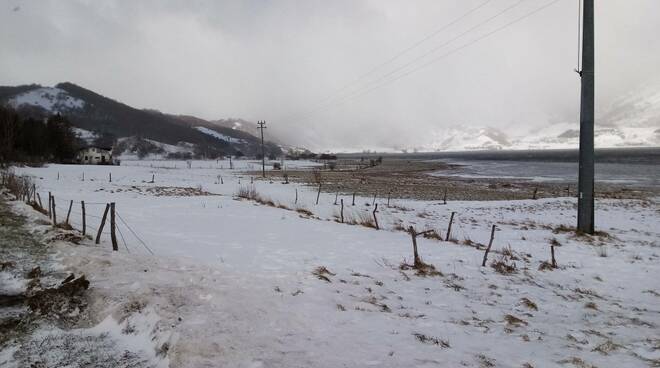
top-left (2, 0), bottom-right (659, 150)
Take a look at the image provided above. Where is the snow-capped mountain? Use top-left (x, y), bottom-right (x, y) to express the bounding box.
top-left (0, 82), bottom-right (284, 158)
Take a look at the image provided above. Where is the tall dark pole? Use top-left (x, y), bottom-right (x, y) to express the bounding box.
top-left (257, 120), bottom-right (266, 178)
top-left (577, 0), bottom-right (594, 234)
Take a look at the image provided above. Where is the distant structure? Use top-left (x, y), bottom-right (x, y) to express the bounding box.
top-left (76, 146), bottom-right (114, 165)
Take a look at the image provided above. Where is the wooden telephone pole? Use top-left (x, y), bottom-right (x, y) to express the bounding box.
top-left (257, 120), bottom-right (266, 178)
top-left (577, 0), bottom-right (595, 234)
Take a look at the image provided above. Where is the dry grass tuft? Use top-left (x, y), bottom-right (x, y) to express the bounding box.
top-left (520, 298), bottom-right (538, 311)
top-left (584, 301), bottom-right (598, 310)
top-left (400, 261), bottom-right (443, 277)
top-left (346, 210), bottom-right (376, 229)
top-left (504, 314), bottom-right (528, 327)
top-left (312, 266), bottom-right (336, 282)
top-left (491, 254), bottom-right (517, 274)
top-left (422, 230), bottom-right (443, 240)
top-left (413, 333), bottom-right (450, 348)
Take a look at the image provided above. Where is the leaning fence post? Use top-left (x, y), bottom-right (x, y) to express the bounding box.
top-left (51, 195), bottom-right (57, 226)
top-left (36, 193), bottom-right (43, 210)
top-left (445, 211), bottom-right (456, 241)
top-left (372, 192), bottom-right (377, 205)
top-left (409, 226), bottom-right (421, 267)
top-left (81, 201), bottom-right (86, 236)
top-left (96, 204), bottom-right (110, 244)
top-left (110, 202), bottom-right (118, 251)
top-left (481, 225), bottom-right (496, 267)
top-left (65, 200), bottom-right (73, 225)
top-left (340, 199), bottom-right (344, 223)
top-left (316, 184), bottom-right (321, 205)
top-left (372, 203), bottom-right (379, 230)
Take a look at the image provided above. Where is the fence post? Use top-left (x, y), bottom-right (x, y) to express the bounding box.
top-left (372, 192), bottom-right (377, 206)
top-left (409, 226), bottom-right (421, 267)
top-left (48, 192), bottom-right (52, 218)
top-left (36, 193), bottom-right (43, 210)
top-left (445, 211), bottom-right (456, 241)
top-left (443, 188), bottom-right (448, 205)
top-left (532, 187), bottom-right (538, 200)
top-left (352, 192), bottom-right (356, 206)
top-left (481, 225), bottom-right (496, 267)
top-left (109, 173), bottom-right (112, 183)
top-left (51, 195), bottom-right (57, 227)
top-left (110, 202), bottom-right (118, 251)
top-left (340, 199), bottom-right (344, 223)
top-left (295, 188), bottom-right (298, 204)
top-left (551, 244), bottom-right (557, 268)
top-left (65, 200), bottom-right (73, 225)
top-left (372, 203), bottom-right (379, 230)
top-left (81, 201), bottom-right (86, 236)
top-left (316, 184), bottom-right (321, 205)
top-left (96, 204), bottom-right (110, 244)
top-left (334, 191), bottom-right (338, 205)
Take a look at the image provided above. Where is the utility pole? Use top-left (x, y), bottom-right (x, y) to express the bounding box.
top-left (257, 120), bottom-right (266, 178)
top-left (577, 0), bottom-right (594, 234)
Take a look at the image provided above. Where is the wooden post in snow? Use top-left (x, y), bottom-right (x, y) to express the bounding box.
top-left (481, 225), bottom-right (497, 267)
top-left (372, 203), bottom-right (379, 230)
top-left (352, 192), bottom-right (356, 206)
top-left (443, 188), bottom-right (448, 205)
top-left (551, 244), bottom-right (557, 268)
top-left (532, 187), bottom-right (538, 200)
top-left (81, 201), bottom-right (86, 236)
top-left (334, 191), bottom-right (338, 205)
top-left (48, 192), bottom-right (52, 218)
top-left (387, 191), bottom-right (391, 206)
top-left (82, 172), bottom-right (84, 181)
top-left (37, 193), bottom-right (43, 210)
top-left (408, 226), bottom-right (421, 267)
top-left (96, 204), bottom-right (110, 244)
top-left (316, 184), bottom-right (321, 205)
top-left (295, 188), bottom-right (298, 204)
top-left (445, 211), bottom-right (456, 241)
top-left (340, 199), bottom-right (344, 223)
top-left (372, 192), bottom-right (377, 206)
top-left (110, 203), bottom-right (118, 251)
top-left (65, 200), bottom-right (73, 225)
top-left (109, 172), bottom-right (112, 183)
top-left (51, 195), bottom-right (57, 226)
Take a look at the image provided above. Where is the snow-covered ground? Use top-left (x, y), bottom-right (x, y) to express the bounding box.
top-left (4, 159), bottom-right (659, 367)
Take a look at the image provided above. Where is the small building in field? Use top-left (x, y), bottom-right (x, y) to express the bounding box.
top-left (76, 146), bottom-right (114, 165)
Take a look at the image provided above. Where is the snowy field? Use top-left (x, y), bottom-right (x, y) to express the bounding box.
top-left (4, 159), bottom-right (660, 367)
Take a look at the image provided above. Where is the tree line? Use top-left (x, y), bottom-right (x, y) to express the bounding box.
top-left (0, 106), bottom-right (79, 165)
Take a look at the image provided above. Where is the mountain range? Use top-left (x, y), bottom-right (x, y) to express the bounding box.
top-left (0, 82), bottom-right (283, 159)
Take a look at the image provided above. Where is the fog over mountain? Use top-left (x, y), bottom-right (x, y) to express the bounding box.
top-left (1, 0), bottom-right (659, 151)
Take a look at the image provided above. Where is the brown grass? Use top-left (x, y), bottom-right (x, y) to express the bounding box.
top-left (520, 297), bottom-right (538, 311)
top-left (312, 266), bottom-right (335, 282)
top-left (491, 254), bottom-right (517, 274)
top-left (413, 333), bottom-right (450, 348)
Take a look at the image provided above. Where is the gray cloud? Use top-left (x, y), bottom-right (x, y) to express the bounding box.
top-left (2, 0), bottom-right (659, 150)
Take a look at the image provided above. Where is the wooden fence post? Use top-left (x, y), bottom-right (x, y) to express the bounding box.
top-left (81, 201), bottom-right (86, 236)
top-left (295, 188), bottom-right (298, 204)
top-left (340, 199), bottom-right (344, 223)
top-left (110, 203), bottom-right (118, 251)
top-left (51, 195), bottom-right (57, 226)
top-left (409, 226), bottom-right (421, 267)
top-left (445, 211), bottom-right (456, 241)
top-left (443, 188), bottom-right (448, 205)
top-left (36, 193), bottom-right (43, 210)
top-left (481, 225), bottom-right (496, 267)
top-left (372, 203), bottom-right (379, 230)
top-left (352, 192), bottom-right (356, 206)
top-left (82, 172), bottom-right (84, 181)
top-left (334, 191), bottom-right (338, 205)
top-left (532, 187), bottom-right (538, 200)
top-left (48, 192), bottom-right (52, 218)
top-left (387, 191), bottom-right (391, 206)
top-left (65, 200), bottom-right (73, 225)
top-left (109, 172), bottom-right (112, 183)
top-left (551, 245), bottom-right (557, 268)
top-left (96, 204), bottom-right (110, 244)
top-left (372, 192), bottom-right (377, 206)
top-left (316, 184), bottom-right (321, 205)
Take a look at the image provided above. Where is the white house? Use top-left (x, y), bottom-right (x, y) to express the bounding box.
top-left (76, 146), bottom-right (114, 165)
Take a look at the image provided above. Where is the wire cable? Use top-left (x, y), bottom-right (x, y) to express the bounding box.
top-left (116, 211), bottom-right (154, 255)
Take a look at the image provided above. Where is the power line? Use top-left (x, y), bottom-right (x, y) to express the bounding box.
top-left (287, 0), bottom-right (530, 122)
top-left (285, 0), bottom-right (495, 119)
top-left (290, 0), bottom-right (563, 120)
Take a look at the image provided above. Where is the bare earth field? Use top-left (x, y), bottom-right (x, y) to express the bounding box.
top-left (256, 158), bottom-right (657, 201)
